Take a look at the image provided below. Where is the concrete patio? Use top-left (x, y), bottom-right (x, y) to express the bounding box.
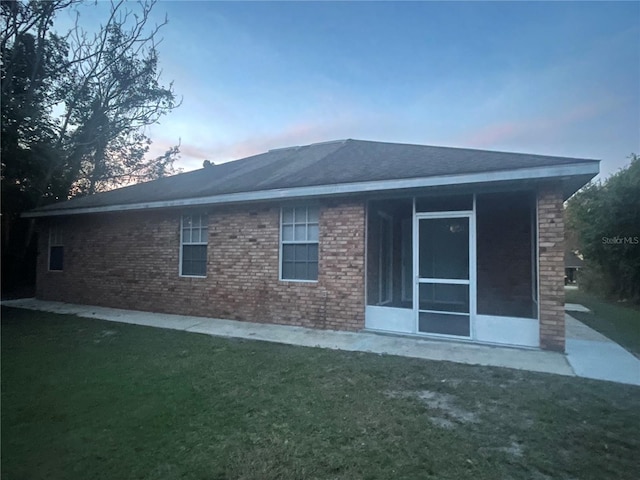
top-left (2, 298), bottom-right (639, 386)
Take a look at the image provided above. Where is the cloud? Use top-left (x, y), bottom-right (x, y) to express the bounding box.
top-left (148, 105), bottom-right (385, 172)
top-left (203, 119), bottom-right (364, 163)
top-left (145, 119), bottom-right (352, 172)
top-left (459, 99), bottom-right (618, 149)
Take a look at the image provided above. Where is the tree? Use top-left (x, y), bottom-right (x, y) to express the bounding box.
top-left (1, 0), bottom-right (181, 292)
top-left (54, 0), bottom-right (181, 196)
top-left (565, 154), bottom-right (640, 303)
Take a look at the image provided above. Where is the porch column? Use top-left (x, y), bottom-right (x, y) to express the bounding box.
top-left (537, 185), bottom-right (565, 352)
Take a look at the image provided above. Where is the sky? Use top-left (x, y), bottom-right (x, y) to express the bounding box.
top-left (61, 1), bottom-right (640, 180)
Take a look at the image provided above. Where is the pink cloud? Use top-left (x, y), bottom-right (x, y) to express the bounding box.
top-left (212, 122), bottom-right (339, 161)
top-left (167, 117), bottom-right (369, 171)
top-left (465, 123), bottom-right (521, 147)
top-left (461, 99), bottom-right (616, 149)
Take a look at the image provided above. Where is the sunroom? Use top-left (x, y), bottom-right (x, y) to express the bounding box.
top-left (365, 190), bottom-right (540, 348)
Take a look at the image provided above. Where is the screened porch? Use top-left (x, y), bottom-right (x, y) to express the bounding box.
top-left (365, 191), bottom-right (539, 347)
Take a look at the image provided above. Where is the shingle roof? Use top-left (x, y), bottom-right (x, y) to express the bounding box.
top-left (565, 251), bottom-right (585, 269)
top-left (31, 139), bottom-right (599, 214)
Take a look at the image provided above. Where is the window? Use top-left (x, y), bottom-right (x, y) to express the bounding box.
top-left (281, 206), bottom-right (319, 281)
top-left (181, 214), bottom-right (208, 277)
top-left (48, 225), bottom-right (64, 271)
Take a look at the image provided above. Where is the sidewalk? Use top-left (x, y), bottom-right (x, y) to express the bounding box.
top-left (2, 298), bottom-right (639, 386)
top-left (565, 314), bottom-right (640, 385)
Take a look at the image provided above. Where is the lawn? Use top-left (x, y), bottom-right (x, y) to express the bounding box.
top-left (2, 307), bottom-right (639, 480)
top-left (566, 288), bottom-right (640, 357)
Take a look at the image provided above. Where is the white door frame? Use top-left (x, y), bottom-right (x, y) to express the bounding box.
top-left (413, 202), bottom-right (477, 339)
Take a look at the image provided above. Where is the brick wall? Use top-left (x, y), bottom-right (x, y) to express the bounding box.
top-left (537, 185), bottom-right (566, 351)
top-left (36, 200), bottom-right (366, 331)
top-left (36, 189), bottom-right (568, 349)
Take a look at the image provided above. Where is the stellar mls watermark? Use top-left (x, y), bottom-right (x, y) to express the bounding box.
top-left (602, 236), bottom-right (639, 245)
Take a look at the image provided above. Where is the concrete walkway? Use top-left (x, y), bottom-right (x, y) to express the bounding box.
top-left (565, 303), bottom-right (591, 313)
top-left (565, 314), bottom-right (640, 385)
top-left (2, 298), bottom-right (638, 386)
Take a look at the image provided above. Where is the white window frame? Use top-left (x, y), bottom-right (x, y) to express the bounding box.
top-left (279, 205), bottom-right (319, 282)
top-left (48, 225), bottom-right (64, 272)
top-left (179, 213), bottom-right (208, 278)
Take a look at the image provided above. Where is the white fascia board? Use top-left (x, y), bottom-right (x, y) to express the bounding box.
top-left (24, 162), bottom-right (599, 218)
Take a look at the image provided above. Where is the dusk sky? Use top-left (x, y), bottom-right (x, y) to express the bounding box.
top-left (64, 1), bottom-right (639, 180)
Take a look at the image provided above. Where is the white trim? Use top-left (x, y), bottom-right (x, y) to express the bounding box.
top-left (279, 240), bottom-right (319, 244)
top-left (415, 210), bottom-right (473, 219)
top-left (470, 194), bottom-right (478, 340)
top-left (475, 314), bottom-right (539, 347)
top-left (420, 309), bottom-right (468, 316)
top-left (25, 162), bottom-right (599, 218)
top-left (278, 278), bottom-right (318, 284)
top-left (412, 197), bottom-right (418, 330)
top-left (418, 278), bottom-right (469, 285)
top-left (365, 305), bottom-right (414, 333)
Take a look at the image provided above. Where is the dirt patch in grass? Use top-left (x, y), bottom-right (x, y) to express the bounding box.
top-left (479, 436), bottom-right (524, 459)
top-left (93, 329), bottom-right (119, 343)
top-left (387, 389), bottom-right (479, 428)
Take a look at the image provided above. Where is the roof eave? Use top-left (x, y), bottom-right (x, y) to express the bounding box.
top-left (23, 161), bottom-right (599, 218)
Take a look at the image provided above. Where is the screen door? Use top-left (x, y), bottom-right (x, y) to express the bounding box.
top-left (417, 215), bottom-right (471, 337)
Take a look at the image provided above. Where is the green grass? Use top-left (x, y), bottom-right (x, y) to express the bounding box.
top-left (2, 307), bottom-right (639, 480)
top-left (566, 288), bottom-right (640, 356)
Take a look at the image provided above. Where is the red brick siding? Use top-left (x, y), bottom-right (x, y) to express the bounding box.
top-left (36, 189), bottom-right (568, 350)
top-left (36, 200), bottom-right (366, 331)
top-left (537, 185), bottom-right (566, 351)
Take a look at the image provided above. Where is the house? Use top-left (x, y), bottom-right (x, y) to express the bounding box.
top-left (565, 250), bottom-right (585, 285)
top-left (25, 139), bottom-right (599, 352)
